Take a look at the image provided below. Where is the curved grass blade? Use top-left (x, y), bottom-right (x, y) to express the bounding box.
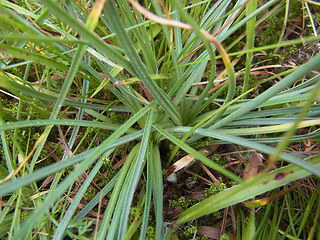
top-left (53, 150), bottom-right (113, 239)
top-left (152, 144), bottom-right (165, 240)
top-left (175, 154), bottom-right (320, 224)
top-left (270, 78), bottom-right (320, 163)
top-left (167, 127), bottom-right (320, 176)
top-left (0, 118), bottom-right (148, 196)
top-left (0, 43), bottom-right (69, 71)
top-left (73, 172), bottom-right (119, 222)
top-left (97, 144), bottom-right (140, 239)
top-left (153, 125), bottom-right (242, 183)
top-left (12, 104), bottom-right (153, 239)
top-left (0, 117), bottom-right (15, 173)
top-left (139, 142), bottom-right (153, 240)
top-left (29, 43), bottom-right (88, 171)
top-left (106, 108), bottom-right (154, 239)
top-left (104, 0), bottom-right (182, 125)
top-left (118, 108), bottom-right (155, 239)
top-left (40, 0), bottom-right (132, 72)
top-left (242, 0), bottom-right (257, 93)
top-left (0, 119), bottom-right (136, 134)
top-left (0, 72), bottom-right (126, 112)
top-left (210, 54), bottom-right (320, 130)
top-left (104, 148), bottom-right (140, 239)
top-left (219, 119), bottom-right (320, 135)
top-left (168, 88), bottom-right (253, 164)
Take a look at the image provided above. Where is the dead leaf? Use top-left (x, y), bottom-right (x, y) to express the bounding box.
top-left (243, 151), bottom-right (264, 180)
top-left (164, 145), bottom-right (219, 179)
top-left (197, 226), bottom-right (220, 239)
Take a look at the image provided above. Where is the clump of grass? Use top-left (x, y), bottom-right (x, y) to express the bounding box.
top-left (0, 0), bottom-right (320, 239)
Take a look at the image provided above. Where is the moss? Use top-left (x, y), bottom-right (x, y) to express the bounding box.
top-left (169, 196), bottom-right (198, 211)
top-left (189, 137), bottom-right (215, 149)
top-left (20, 210), bottom-right (32, 221)
top-left (108, 111), bottom-right (128, 124)
top-left (145, 225), bottom-right (156, 240)
top-left (185, 176), bottom-right (198, 188)
top-left (169, 196), bottom-right (187, 210)
top-left (205, 178), bottom-right (227, 198)
top-left (83, 186), bottom-right (97, 201)
top-left (178, 224), bottom-right (209, 239)
top-left (129, 206), bottom-right (143, 222)
top-left (220, 233), bottom-right (232, 240)
top-left (257, 17), bottom-right (282, 47)
top-left (211, 154), bottom-right (228, 166)
top-left (179, 224), bottom-right (197, 238)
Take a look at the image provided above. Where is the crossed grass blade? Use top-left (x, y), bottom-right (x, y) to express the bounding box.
top-left (104, 0), bottom-right (182, 125)
top-left (175, 155), bottom-right (320, 224)
top-left (0, 0), bottom-right (319, 238)
top-left (10, 104), bottom-right (153, 239)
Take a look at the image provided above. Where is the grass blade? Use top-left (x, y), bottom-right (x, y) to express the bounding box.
top-left (154, 125), bottom-right (242, 182)
top-left (210, 54), bottom-right (320, 130)
top-left (168, 126), bottom-right (320, 176)
top-left (175, 155), bottom-right (320, 224)
top-left (104, 0), bottom-right (182, 125)
top-left (12, 104), bottom-right (153, 238)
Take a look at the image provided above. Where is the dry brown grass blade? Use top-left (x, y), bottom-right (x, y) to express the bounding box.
top-left (199, 162), bottom-right (221, 184)
top-left (94, 193), bottom-right (103, 240)
top-left (196, 225), bottom-right (220, 239)
top-left (58, 125), bottom-right (73, 157)
top-left (0, 130), bottom-right (48, 184)
top-left (67, 196), bottom-right (103, 219)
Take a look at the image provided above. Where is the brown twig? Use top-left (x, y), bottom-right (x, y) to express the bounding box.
top-left (94, 193), bottom-right (103, 240)
top-left (178, 0), bottom-right (249, 64)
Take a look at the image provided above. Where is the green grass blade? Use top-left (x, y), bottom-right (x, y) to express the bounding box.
top-left (139, 142), bottom-right (154, 240)
top-left (0, 129), bottom-right (143, 196)
top-left (40, 0), bottom-right (132, 72)
top-left (106, 108), bottom-right (155, 239)
top-left (168, 88), bottom-right (253, 163)
top-left (0, 104), bottom-right (150, 197)
top-left (175, 155), bottom-right (320, 224)
top-left (97, 144), bottom-right (140, 239)
top-left (178, 35), bottom-right (320, 66)
top-left (116, 0), bottom-right (158, 73)
top-left (104, 0), bottom-right (182, 125)
top-left (0, 73), bottom-right (126, 111)
top-left (0, 119), bottom-right (136, 134)
top-left (53, 150), bottom-right (112, 239)
top-left (210, 54), bottom-right (320, 130)
top-left (154, 125), bottom-right (242, 182)
top-left (0, 43), bottom-right (69, 71)
top-left (30, 43), bottom-right (88, 171)
top-left (219, 119), bottom-right (320, 136)
top-left (12, 104), bottom-right (152, 238)
top-left (168, 126), bottom-right (320, 176)
top-left (118, 108), bottom-right (155, 238)
top-left (0, 117), bottom-right (15, 172)
top-left (243, 0), bottom-right (257, 94)
top-left (0, 33), bottom-right (87, 44)
top-left (152, 144), bottom-right (165, 240)
top-left (14, 147), bottom-right (103, 239)
top-left (270, 78), bottom-right (320, 163)
top-left (106, 151), bottom-right (140, 239)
